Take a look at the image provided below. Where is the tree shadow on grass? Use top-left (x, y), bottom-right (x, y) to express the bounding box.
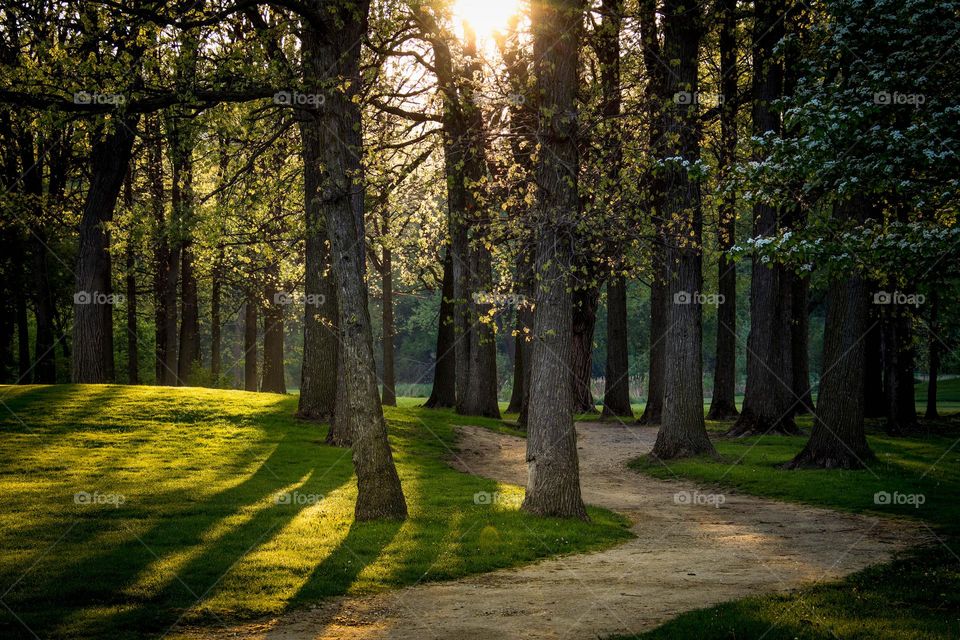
top-left (0, 427), bottom-right (354, 640)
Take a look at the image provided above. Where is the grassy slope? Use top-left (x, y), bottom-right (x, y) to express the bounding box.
top-left (0, 385), bottom-right (631, 640)
top-left (621, 383), bottom-right (960, 640)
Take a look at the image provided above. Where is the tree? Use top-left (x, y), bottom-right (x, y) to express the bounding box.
top-left (649, 0), bottom-right (717, 460)
top-left (522, 0), bottom-right (588, 520)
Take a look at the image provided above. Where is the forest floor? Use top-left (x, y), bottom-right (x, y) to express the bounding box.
top-left (178, 423), bottom-right (927, 639)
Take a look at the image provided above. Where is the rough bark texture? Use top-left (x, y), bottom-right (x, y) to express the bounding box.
top-left (72, 117), bottom-right (138, 383)
top-left (882, 302), bottom-right (918, 434)
top-left (298, 111), bottom-right (340, 421)
top-left (306, 0), bottom-right (406, 521)
top-left (706, 0), bottom-right (739, 421)
top-left (522, 0), bottom-right (588, 520)
top-left (425, 249), bottom-right (457, 408)
top-left (381, 245), bottom-right (397, 406)
top-left (650, 0), bottom-right (717, 460)
top-left (571, 286), bottom-right (599, 414)
top-left (729, 0), bottom-right (798, 437)
top-left (602, 276), bottom-right (633, 418)
top-left (243, 292), bottom-right (258, 392)
top-left (637, 0), bottom-right (664, 426)
top-left (261, 266), bottom-right (287, 394)
top-left (787, 275), bottom-right (874, 469)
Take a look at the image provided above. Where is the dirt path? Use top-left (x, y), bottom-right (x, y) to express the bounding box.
top-left (178, 423), bottom-right (926, 639)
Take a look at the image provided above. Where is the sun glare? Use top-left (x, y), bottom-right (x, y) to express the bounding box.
top-left (452, 0), bottom-right (524, 39)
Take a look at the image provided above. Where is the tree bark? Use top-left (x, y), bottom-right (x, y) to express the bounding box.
top-left (787, 274), bottom-right (874, 469)
top-left (706, 0), bottom-right (739, 421)
top-left (147, 115), bottom-right (171, 386)
top-left (882, 301), bottom-right (918, 434)
top-left (650, 0), bottom-right (717, 460)
top-left (790, 271), bottom-right (813, 414)
top-left (261, 264), bottom-right (287, 394)
top-left (211, 245), bottom-right (222, 383)
top-left (602, 276), bottom-right (633, 418)
top-left (571, 285), bottom-right (599, 414)
top-left (381, 244), bottom-right (397, 406)
top-left (243, 291), bottom-right (258, 392)
top-left (426, 249), bottom-right (457, 408)
top-left (306, 0), bottom-right (406, 521)
top-left (728, 0), bottom-right (798, 436)
top-left (124, 177), bottom-right (139, 385)
top-left (72, 117), bottom-right (138, 383)
top-left (522, 0), bottom-right (588, 520)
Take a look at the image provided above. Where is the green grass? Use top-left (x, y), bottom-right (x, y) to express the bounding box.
top-left (623, 410), bottom-right (960, 639)
top-left (0, 385), bottom-right (631, 640)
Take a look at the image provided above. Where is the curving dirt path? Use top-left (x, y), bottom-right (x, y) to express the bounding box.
top-left (177, 423), bottom-right (926, 640)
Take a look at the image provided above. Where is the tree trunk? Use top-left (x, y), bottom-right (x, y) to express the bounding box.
top-left (426, 249), bottom-right (457, 408)
top-left (926, 288), bottom-right (940, 419)
top-left (787, 274), bottom-right (874, 469)
top-left (381, 245), bottom-right (397, 406)
top-left (148, 115), bottom-right (170, 386)
top-left (211, 246), bottom-right (222, 384)
top-left (790, 271), bottom-right (813, 414)
top-left (522, 0), bottom-right (588, 520)
top-left (72, 117), bottom-right (138, 383)
top-left (305, 0), bottom-right (406, 521)
top-left (124, 177), bottom-right (139, 385)
top-left (15, 287), bottom-right (29, 381)
top-left (31, 236), bottom-right (57, 384)
top-left (298, 114), bottom-right (340, 421)
top-left (571, 285), bottom-right (599, 414)
top-left (602, 276), bottom-right (633, 418)
top-left (243, 292), bottom-right (258, 392)
top-left (261, 265), bottom-right (287, 394)
top-left (864, 312), bottom-right (886, 417)
top-left (882, 302), bottom-right (918, 434)
top-left (650, 0), bottom-right (717, 460)
top-left (728, 0), bottom-right (798, 437)
top-left (639, 271), bottom-right (666, 424)
top-left (706, 0), bottom-right (739, 421)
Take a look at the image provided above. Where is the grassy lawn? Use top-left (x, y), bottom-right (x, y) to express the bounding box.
top-left (623, 384), bottom-right (960, 639)
top-left (0, 385), bottom-right (631, 639)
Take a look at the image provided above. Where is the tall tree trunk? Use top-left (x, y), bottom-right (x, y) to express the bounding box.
top-left (148, 115), bottom-right (170, 386)
top-left (31, 237), bottom-right (57, 383)
top-left (522, 0), bottom-right (588, 520)
top-left (707, 0), bottom-right (739, 421)
top-left (261, 269), bottom-right (287, 394)
top-left (72, 117), bottom-right (138, 383)
top-left (15, 287), bottom-right (29, 381)
top-left (571, 286), bottom-right (599, 414)
top-left (305, 0), bottom-right (406, 521)
top-left (381, 244), bottom-right (397, 406)
top-left (174, 180), bottom-right (199, 384)
top-left (298, 114), bottom-right (340, 421)
top-left (790, 271), bottom-right (813, 414)
top-left (864, 311), bottom-right (886, 417)
top-left (926, 288), bottom-right (940, 419)
top-left (124, 177), bottom-right (139, 385)
top-left (243, 291), bottom-right (258, 392)
top-left (426, 249), bottom-right (457, 408)
top-left (728, 0), bottom-right (798, 436)
top-left (602, 276), bottom-right (633, 418)
top-left (638, 0), bottom-right (665, 426)
top-left (788, 275), bottom-right (874, 469)
top-left (882, 302), bottom-right (918, 434)
top-left (650, 0), bottom-right (717, 460)
top-left (211, 246), bottom-right (222, 384)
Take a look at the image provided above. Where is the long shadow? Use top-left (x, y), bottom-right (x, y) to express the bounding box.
top-left (0, 423), bottom-right (353, 640)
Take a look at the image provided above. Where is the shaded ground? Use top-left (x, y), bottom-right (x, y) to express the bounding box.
top-left (176, 422), bottom-right (927, 639)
